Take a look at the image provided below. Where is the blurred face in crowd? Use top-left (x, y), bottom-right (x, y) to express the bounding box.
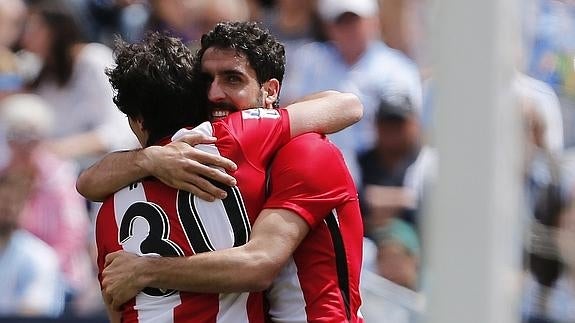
top-left (325, 13), bottom-right (378, 63)
top-left (376, 115), bottom-right (420, 157)
top-left (201, 47), bottom-right (279, 119)
top-left (20, 11), bottom-right (52, 59)
top-left (376, 241), bottom-right (418, 290)
top-left (6, 128), bottom-right (41, 162)
top-left (0, 0), bottom-right (26, 48)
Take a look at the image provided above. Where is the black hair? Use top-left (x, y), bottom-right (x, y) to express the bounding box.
top-left (195, 21), bottom-right (285, 108)
top-left (376, 95), bottom-right (415, 123)
top-left (107, 32), bottom-right (209, 146)
top-left (27, 0), bottom-right (85, 88)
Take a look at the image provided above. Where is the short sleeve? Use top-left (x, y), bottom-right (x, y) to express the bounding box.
top-left (215, 108), bottom-right (292, 166)
top-left (95, 198), bottom-right (118, 285)
top-left (263, 133), bottom-right (358, 228)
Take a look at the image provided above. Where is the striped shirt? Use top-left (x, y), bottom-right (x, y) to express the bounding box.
top-left (96, 108), bottom-right (291, 323)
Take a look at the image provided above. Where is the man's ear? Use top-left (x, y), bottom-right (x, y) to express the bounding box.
top-left (262, 78), bottom-right (280, 107)
top-left (135, 116), bottom-right (146, 132)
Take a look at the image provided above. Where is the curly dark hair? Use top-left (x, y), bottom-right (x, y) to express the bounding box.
top-left (107, 32), bottom-right (209, 146)
top-left (195, 21), bottom-right (286, 108)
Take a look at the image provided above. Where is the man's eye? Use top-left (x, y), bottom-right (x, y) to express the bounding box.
top-left (226, 75), bottom-right (241, 83)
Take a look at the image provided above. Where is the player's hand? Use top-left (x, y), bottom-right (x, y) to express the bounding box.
top-left (102, 251), bottom-right (145, 311)
top-left (142, 133), bottom-right (237, 201)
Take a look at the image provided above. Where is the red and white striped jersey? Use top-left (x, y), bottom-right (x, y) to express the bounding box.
top-left (95, 108), bottom-right (291, 323)
top-left (263, 133), bottom-right (364, 323)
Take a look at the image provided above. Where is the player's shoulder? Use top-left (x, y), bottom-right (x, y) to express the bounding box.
top-left (283, 133), bottom-right (334, 150)
top-left (277, 133), bottom-right (343, 163)
top-left (104, 178), bottom-right (165, 204)
top-left (213, 108), bottom-right (288, 141)
top-left (217, 108), bottom-right (283, 124)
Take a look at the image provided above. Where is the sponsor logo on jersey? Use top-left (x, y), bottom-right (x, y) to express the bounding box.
top-left (242, 108), bottom-right (280, 120)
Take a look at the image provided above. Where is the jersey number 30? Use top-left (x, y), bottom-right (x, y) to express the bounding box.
top-left (118, 184), bottom-right (251, 296)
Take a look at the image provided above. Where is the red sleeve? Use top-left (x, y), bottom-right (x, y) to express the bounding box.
top-left (94, 198), bottom-right (120, 286)
top-left (217, 108), bottom-right (291, 165)
top-left (263, 133), bottom-right (359, 228)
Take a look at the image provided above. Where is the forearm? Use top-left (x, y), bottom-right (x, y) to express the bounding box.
top-left (137, 209), bottom-right (308, 293)
top-left (139, 244), bottom-right (279, 293)
top-left (290, 90), bottom-right (339, 103)
top-left (286, 91), bottom-right (363, 137)
top-left (76, 149), bottom-right (151, 201)
top-left (103, 209), bottom-right (308, 298)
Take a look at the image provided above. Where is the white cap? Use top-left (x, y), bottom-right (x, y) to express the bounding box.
top-left (0, 93), bottom-right (54, 137)
top-left (318, 0), bottom-right (379, 22)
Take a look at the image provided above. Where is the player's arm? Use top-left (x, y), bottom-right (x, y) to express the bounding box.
top-left (76, 132), bottom-right (238, 202)
top-left (101, 208), bottom-right (309, 309)
top-left (77, 91), bottom-right (360, 202)
top-left (101, 135), bottom-right (345, 309)
top-left (286, 90), bottom-right (363, 137)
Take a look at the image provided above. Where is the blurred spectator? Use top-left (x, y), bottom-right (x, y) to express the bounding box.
top-left (0, 172), bottom-right (65, 318)
top-left (522, 0), bottom-right (575, 149)
top-left (0, 48), bottom-right (24, 171)
top-left (360, 218), bottom-right (424, 323)
top-left (259, 0), bottom-right (323, 60)
top-left (520, 91), bottom-right (570, 322)
top-left (514, 72), bottom-right (564, 153)
top-left (145, 0), bottom-right (200, 43)
top-left (0, 93), bottom-right (99, 315)
top-left (0, 0), bottom-right (27, 50)
top-left (0, 47), bottom-right (23, 100)
top-left (374, 218), bottom-right (421, 290)
top-left (282, 0), bottom-right (422, 185)
top-left (522, 182), bottom-right (575, 323)
top-left (144, 0), bottom-right (250, 50)
top-left (525, 0), bottom-right (575, 99)
top-left (192, 0), bottom-right (250, 36)
top-left (55, 0), bottom-right (152, 46)
top-left (359, 95), bottom-right (423, 229)
top-left (378, 0), bottom-right (427, 63)
top-left (19, 0), bottom-right (137, 168)
top-left (0, 0), bottom-right (26, 99)
top-left (84, 0), bottom-right (150, 44)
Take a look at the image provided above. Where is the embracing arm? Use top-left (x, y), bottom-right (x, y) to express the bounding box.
top-left (77, 91), bottom-right (361, 202)
top-left (101, 208), bottom-right (309, 310)
top-left (286, 90), bottom-right (363, 137)
top-left (76, 133), bottom-right (238, 202)
top-left (76, 149), bottom-right (148, 202)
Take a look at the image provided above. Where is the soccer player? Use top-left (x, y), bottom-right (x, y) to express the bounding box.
top-left (82, 22), bottom-right (364, 322)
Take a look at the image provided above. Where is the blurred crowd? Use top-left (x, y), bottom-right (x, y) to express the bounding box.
top-left (0, 0), bottom-right (574, 322)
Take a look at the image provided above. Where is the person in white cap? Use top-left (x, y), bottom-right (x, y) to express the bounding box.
top-left (281, 0), bottom-right (422, 189)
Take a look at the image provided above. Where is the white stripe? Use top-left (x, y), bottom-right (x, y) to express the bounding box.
top-left (113, 183), bottom-right (181, 323)
top-left (171, 123), bottom-right (224, 171)
top-left (217, 293), bottom-right (250, 323)
top-left (191, 196), bottom-right (235, 249)
top-left (113, 183), bottom-right (147, 233)
top-left (267, 258), bottom-right (308, 323)
top-left (134, 293), bottom-right (181, 323)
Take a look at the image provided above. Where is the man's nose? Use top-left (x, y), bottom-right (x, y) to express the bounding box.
top-left (207, 80), bottom-right (225, 102)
